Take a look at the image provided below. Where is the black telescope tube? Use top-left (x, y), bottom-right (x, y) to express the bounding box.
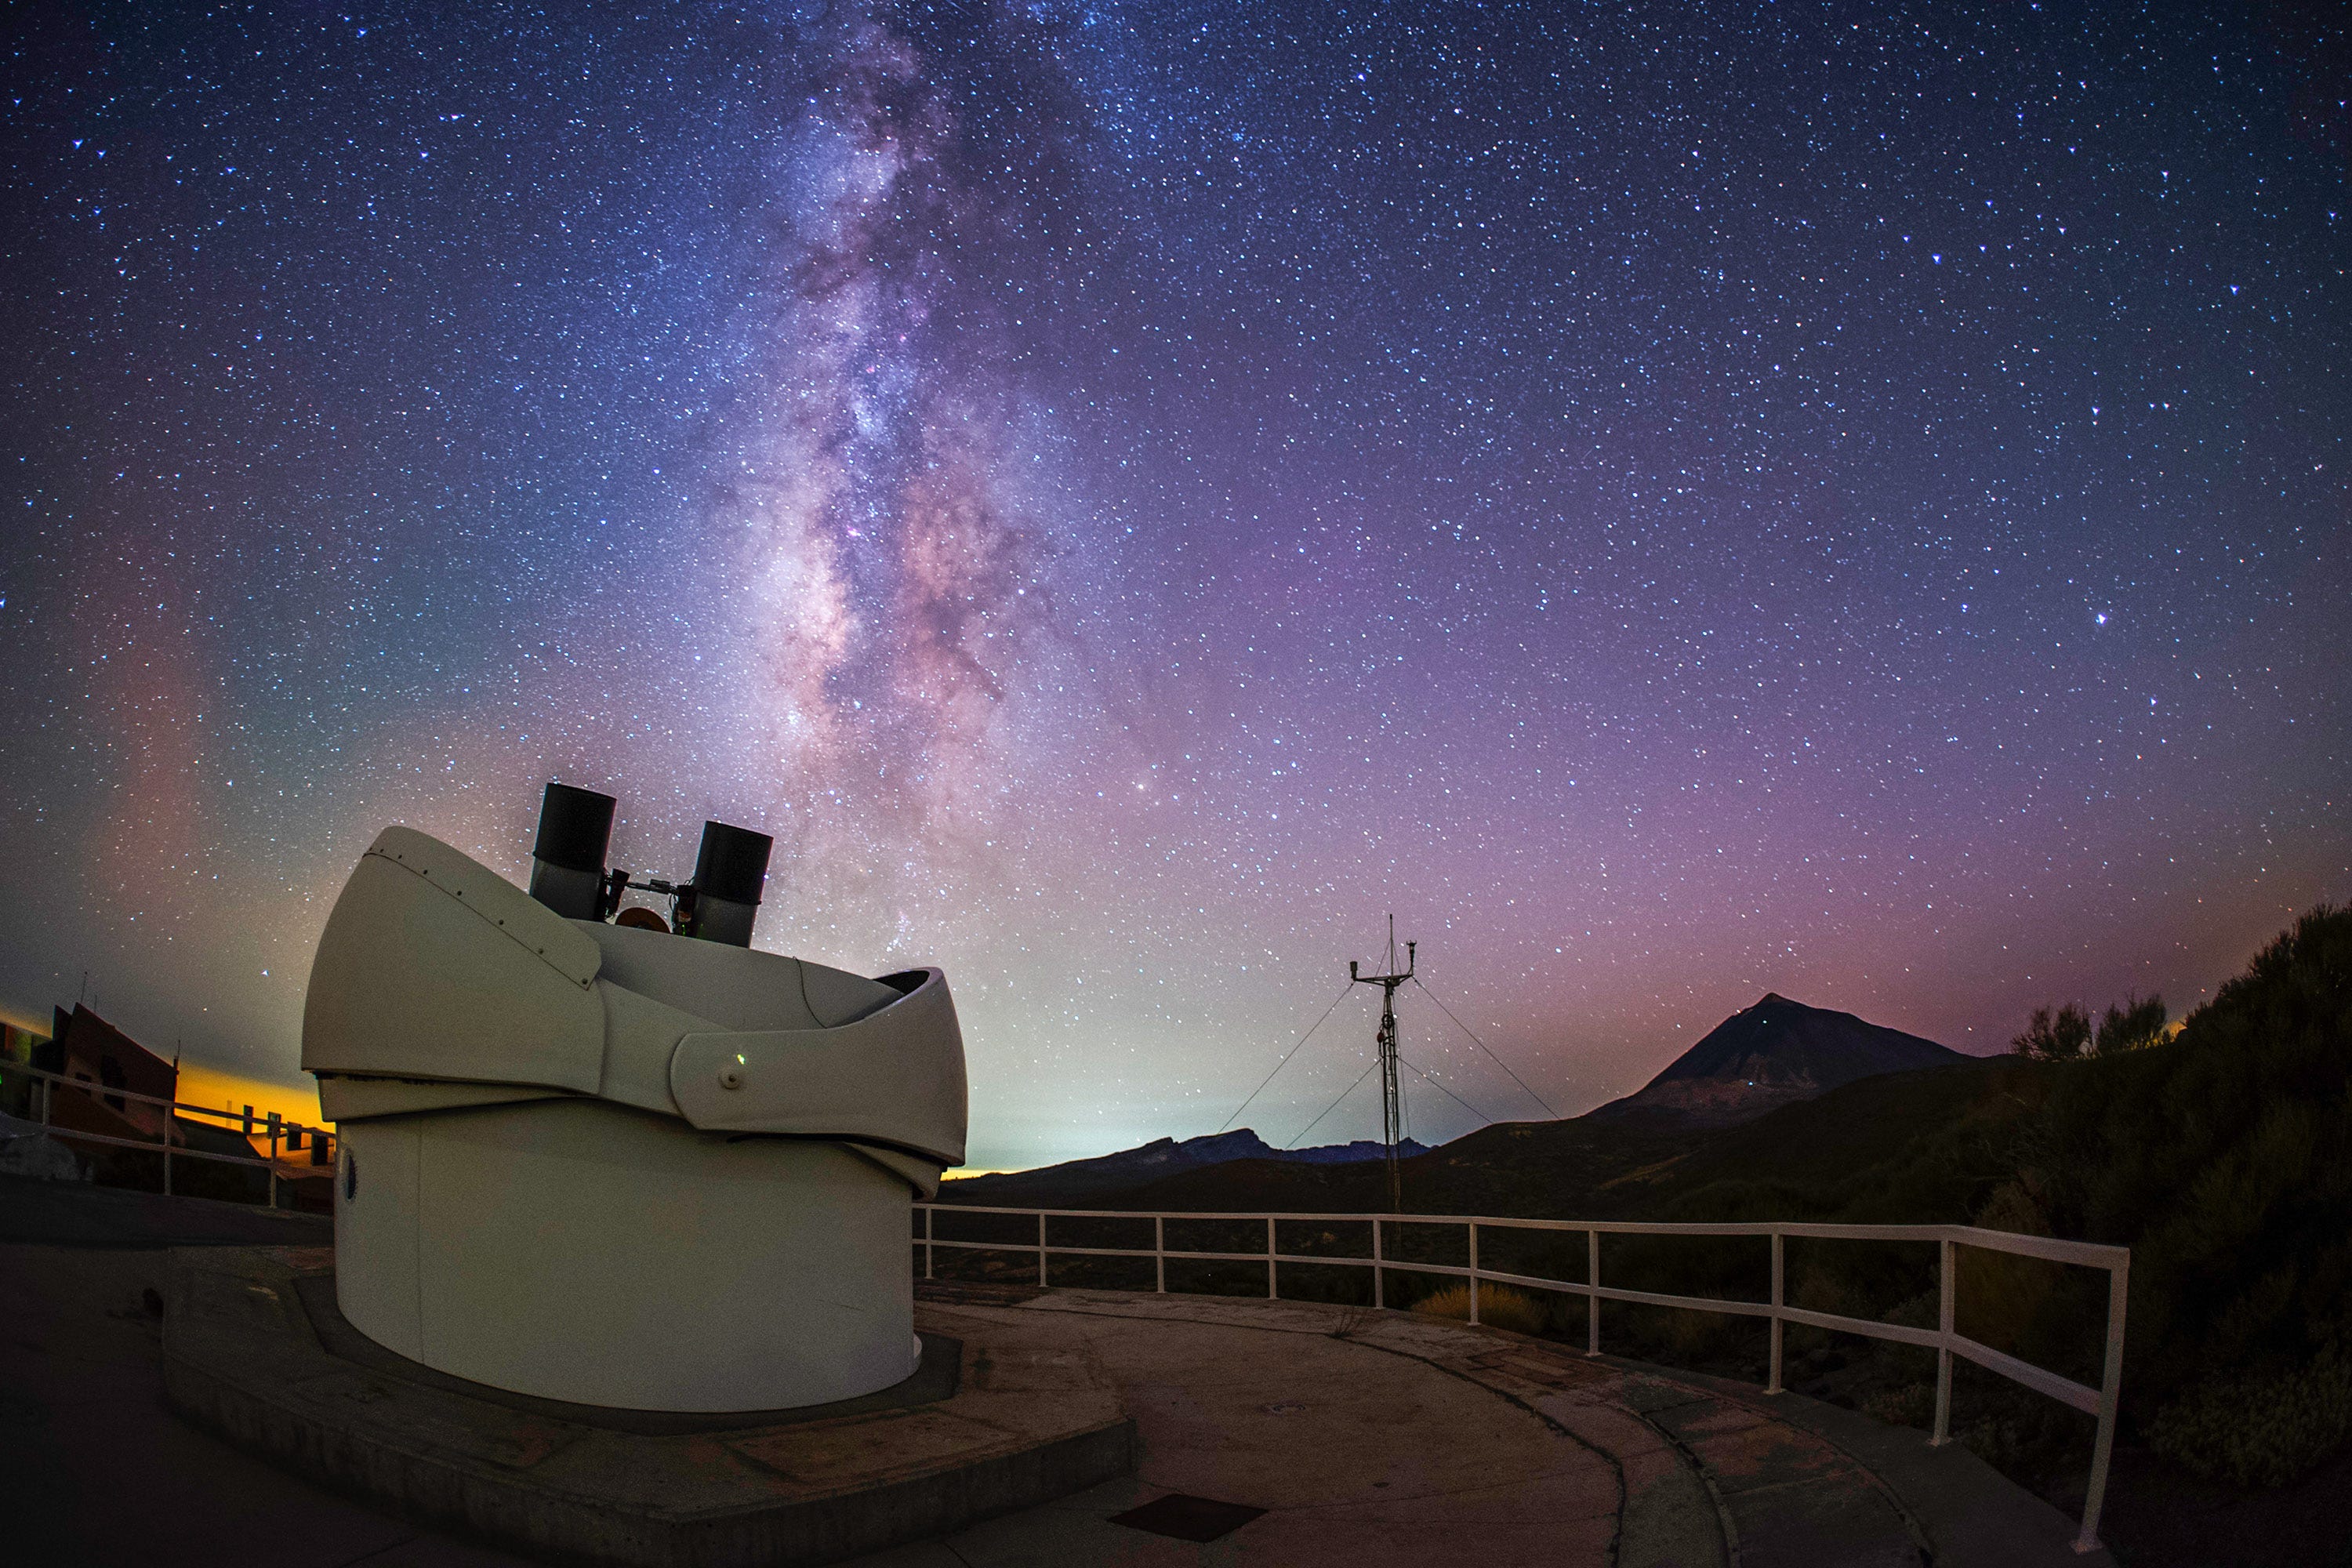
top-left (684, 820), bottom-right (771, 946)
top-left (527, 782), bottom-right (616, 920)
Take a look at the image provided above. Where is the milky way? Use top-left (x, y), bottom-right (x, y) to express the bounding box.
top-left (2, 2), bottom-right (2344, 1167)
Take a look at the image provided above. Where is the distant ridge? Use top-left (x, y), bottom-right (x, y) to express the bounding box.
top-left (940, 995), bottom-right (1958, 1210)
top-left (1587, 993), bottom-right (1958, 1129)
top-left (946, 1128), bottom-right (1429, 1204)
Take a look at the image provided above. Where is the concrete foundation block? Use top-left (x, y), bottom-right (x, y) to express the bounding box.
top-left (162, 1247), bottom-right (1134, 1567)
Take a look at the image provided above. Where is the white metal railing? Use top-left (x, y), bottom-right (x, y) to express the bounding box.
top-left (918, 1204), bottom-right (2129, 1554)
top-left (0, 1059), bottom-right (332, 1209)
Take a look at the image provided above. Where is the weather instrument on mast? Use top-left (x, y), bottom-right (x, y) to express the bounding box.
top-left (1348, 916), bottom-right (1416, 1211)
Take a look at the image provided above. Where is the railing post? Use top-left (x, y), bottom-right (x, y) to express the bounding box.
top-left (1586, 1228), bottom-right (1602, 1356)
top-left (268, 1113), bottom-right (281, 1210)
top-left (41, 1076), bottom-right (52, 1127)
top-left (1372, 1216), bottom-right (1385, 1309)
top-left (1036, 1210), bottom-right (1048, 1288)
top-left (924, 1205), bottom-right (935, 1280)
top-left (1468, 1222), bottom-right (1481, 1325)
top-left (1932, 1235), bottom-right (1956, 1446)
top-left (1154, 1214), bottom-right (1166, 1294)
top-left (2076, 1260), bottom-right (2129, 1554)
top-left (1766, 1229), bottom-right (1784, 1394)
top-left (162, 1127), bottom-right (172, 1198)
top-left (1266, 1215), bottom-right (1277, 1299)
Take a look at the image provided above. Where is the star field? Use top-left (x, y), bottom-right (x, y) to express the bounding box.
top-left (2, 2), bottom-right (2344, 1167)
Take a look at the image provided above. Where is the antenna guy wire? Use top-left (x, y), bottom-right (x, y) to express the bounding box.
top-left (1218, 981), bottom-right (1357, 1134)
top-left (1399, 1055), bottom-right (1496, 1125)
top-left (1285, 1060), bottom-right (1380, 1149)
top-left (1412, 977), bottom-right (1560, 1119)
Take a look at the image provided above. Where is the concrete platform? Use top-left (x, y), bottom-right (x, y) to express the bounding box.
top-left (862, 1286), bottom-right (2111, 1568)
top-left (162, 1252), bottom-right (2112, 1568)
top-left (0, 1177), bottom-right (2113, 1566)
top-left (162, 1247), bottom-right (1137, 1567)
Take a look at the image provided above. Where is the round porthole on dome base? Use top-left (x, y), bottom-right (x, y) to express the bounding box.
top-left (302, 797), bottom-right (968, 1414)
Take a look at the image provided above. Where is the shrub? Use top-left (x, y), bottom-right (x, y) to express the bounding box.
top-left (2149, 1336), bottom-right (2352, 1488)
top-left (1659, 1303), bottom-right (1741, 1359)
top-left (1411, 1281), bottom-right (1549, 1336)
top-left (2009, 995), bottom-right (2168, 1061)
top-left (2013, 1004), bottom-right (2093, 1060)
top-left (1957, 1181), bottom-right (2058, 1356)
top-left (1860, 1381), bottom-right (1935, 1432)
top-left (2093, 994), bottom-right (2169, 1055)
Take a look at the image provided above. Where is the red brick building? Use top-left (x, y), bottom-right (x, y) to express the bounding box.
top-left (42, 1006), bottom-right (178, 1142)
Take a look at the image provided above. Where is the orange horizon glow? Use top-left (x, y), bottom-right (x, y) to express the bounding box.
top-left (3, 1005), bottom-right (325, 1134)
top-left (172, 1060), bottom-right (325, 1134)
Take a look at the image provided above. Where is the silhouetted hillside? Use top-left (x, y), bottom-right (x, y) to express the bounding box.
top-left (1611, 905), bottom-right (2352, 1491)
top-left (941, 992), bottom-right (1970, 1214)
top-left (1121, 1112), bottom-right (1692, 1215)
top-left (947, 1128), bottom-right (1428, 1206)
top-left (969, 1056), bottom-right (2019, 1221)
top-left (2037, 903), bottom-right (2352, 1486)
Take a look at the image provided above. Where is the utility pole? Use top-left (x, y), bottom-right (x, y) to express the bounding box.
top-left (1348, 916), bottom-right (1416, 1213)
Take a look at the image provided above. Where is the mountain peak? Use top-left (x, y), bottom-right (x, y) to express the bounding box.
top-left (1590, 995), bottom-right (1960, 1129)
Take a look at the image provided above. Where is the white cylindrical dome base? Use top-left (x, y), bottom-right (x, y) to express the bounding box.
top-left (334, 1101), bottom-right (916, 1412)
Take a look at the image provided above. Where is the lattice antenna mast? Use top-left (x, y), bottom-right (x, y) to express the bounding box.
top-left (1348, 915), bottom-right (1416, 1212)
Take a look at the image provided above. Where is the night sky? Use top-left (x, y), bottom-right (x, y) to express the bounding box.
top-left (3, 2), bottom-right (2344, 1169)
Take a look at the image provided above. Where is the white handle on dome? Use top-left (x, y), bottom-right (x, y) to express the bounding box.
top-left (668, 968), bottom-right (968, 1168)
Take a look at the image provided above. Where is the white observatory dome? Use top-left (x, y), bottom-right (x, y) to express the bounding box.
top-left (300, 823), bottom-right (967, 1413)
